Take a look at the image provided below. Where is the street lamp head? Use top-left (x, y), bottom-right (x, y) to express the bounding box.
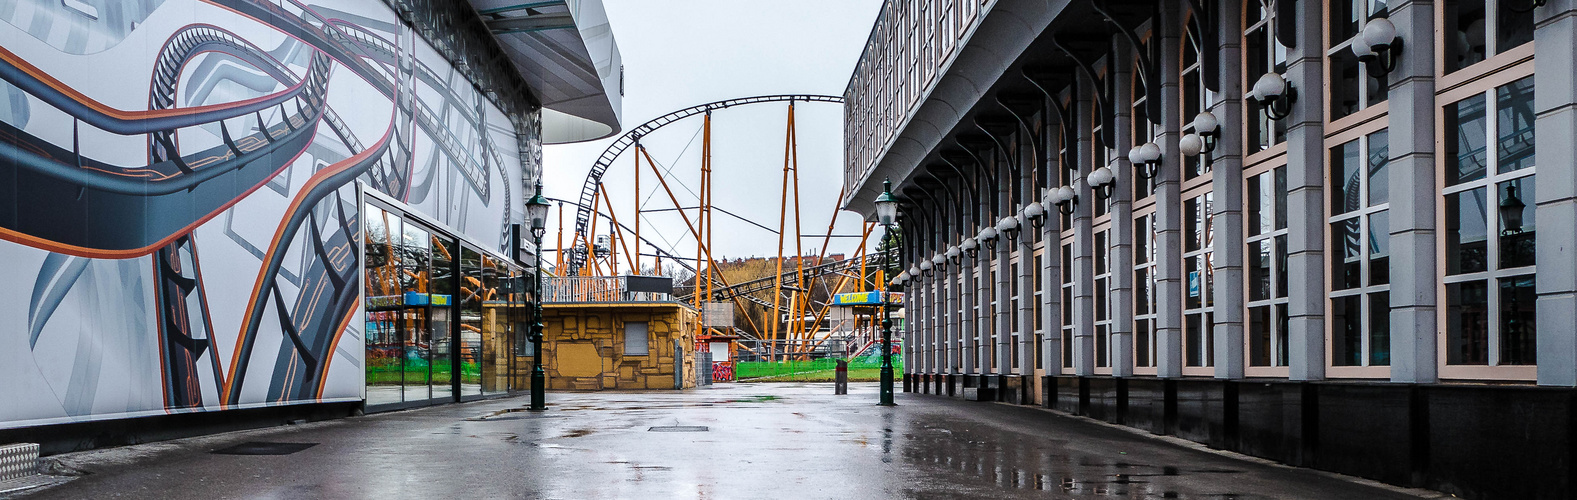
top-left (1179, 133), bottom-right (1205, 157)
top-left (1251, 72), bottom-right (1298, 121)
top-left (930, 253), bottom-right (946, 269)
top-left (960, 236), bottom-right (978, 255)
top-left (1023, 201), bottom-right (1047, 228)
top-left (919, 260), bottom-right (934, 272)
top-left (1193, 111), bottom-right (1220, 136)
top-left (946, 245), bottom-right (962, 261)
top-left (1501, 184), bottom-right (1527, 234)
top-left (526, 181), bottom-right (551, 239)
top-left (874, 178), bottom-right (900, 226)
top-left (1356, 17), bottom-right (1402, 77)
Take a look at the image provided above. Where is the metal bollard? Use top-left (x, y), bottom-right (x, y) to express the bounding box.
top-left (834, 359), bottom-right (848, 395)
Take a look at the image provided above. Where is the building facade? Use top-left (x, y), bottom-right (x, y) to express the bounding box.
top-left (0, 0), bottom-right (620, 441)
top-left (844, 1), bottom-right (1576, 498)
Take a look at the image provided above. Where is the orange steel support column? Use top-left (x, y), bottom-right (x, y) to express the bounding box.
top-left (636, 147), bottom-right (764, 337)
top-left (787, 103), bottom-right (808, 358)
top-left (770, 104), bottom-right (794, 362)
top-left (693, 113), bottom-right (709, 333)
top-left (597, 183), bottom-right (633, 275)
top-left (585, 187), bottom-right (604, 276)
top-left (698, 112), bottom-right (714, 340)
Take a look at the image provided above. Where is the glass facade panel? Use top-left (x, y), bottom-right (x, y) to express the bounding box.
top-left (1332, 140), bottom-right (1361, 216)
top-left (1499, 178), bottom-right (1535, 269)
top-left (1499, 275), bottom-right (1536, 365)
top-left (1369, 292), bottom-right (1391, 366)
top-left (400, 223), bottom-right (432, 403)
top-left (1445, 0), bottom-right (1487, 72)
top-left (430, 235), bottom-right (455, 402)
top-left (1446, 95), bottom-right (1489, 186)
top-left (1497, 77), bottom-right (1536, 174)
top-left (1446, 280), bottom-right (1490, 365)
top-left (459, 246), bottom-right (484, 397)
top-left (1332, 295), bottom-right (1362, 367)
top-left (1333, 219), bottom-right (1362, 290)
top-left (1446, 188), bottom-right (1489, 275)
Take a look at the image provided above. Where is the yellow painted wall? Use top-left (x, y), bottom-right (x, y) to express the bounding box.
top-left (524, 304), bottom-right (698, 390)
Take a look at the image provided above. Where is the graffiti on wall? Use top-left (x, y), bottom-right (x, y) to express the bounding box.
top-left (0, 0), bottom-right (536, 428)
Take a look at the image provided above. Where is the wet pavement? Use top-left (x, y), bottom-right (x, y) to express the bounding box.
top-left (18, 383), bottom-right (1438, 499)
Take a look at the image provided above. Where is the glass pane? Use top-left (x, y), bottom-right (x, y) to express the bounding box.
top-left (1497, 77), bottom-right (1535, 174)
top-left (1332, 0), bottom-right (1361, 44)
top-left (1135, 216), bottom-right (1150, 264)
top-left (459, 246), bottom-right (484, 396)
top-left (1275, 304), bottom-right (1290, 367)
top-left (430, 235), bottom-right (454, 401)
top-left (1248, 173), bottom-right (1264, 237)
top-left (1185, 198), bottom-right (1201, 252)
top-left (1446, 188), bottom-right (1489, 275)
top-left (1275, 235), bottom-right (1289, 298)
top-left (1250, 239), bottom-right (1271, 301)
top-left (1333, 218), bottom-right (1362, 290)
top-left (401, 223), bottom-right (431, 403)
top-left (1185, 314), bottom-right (1203, 366)
top-left (1275, 166), bottom-right (1288, 229)
top-left (1250, 306), bottom-right (1270, 367)
top-left (1096, 278), bottom-right (1108, 321)
top-left (1186, 256), bottom-right (1202, 309)
top-left (1331, 295), bottom-right (1362, 366)
top-left (1136, 319), bottom-right (1151, 367)
top-left (1446, 280), bottom-right (1490, 365)
top-left (1496, 1), bottom-right (1534, 54)
top-left (1332, 139), bottom-right (1361, 215)
top-left (1096, 324), bottom-right (1109, 367)
top-left (364, 207), bottom-right (402, 405)
top-left (1445, 0), bottom-right (1487, 72)
top-left (1499, 177), bottom-right (1536, 269)
top-left (1367, 129), bottom-right (1389, 205)
top-left (1369, 211), bottom-right (1390, 285)
top-left (1135, 268), bottom-right (1151, 315)
top-left (1499, 275), bottom-right (1536, 365)
top-left (1369, 292), bottom-right (1390, 366)
top-left (1445, 95), bottom-right (1489, 186)
top-left (1330, 51), bottom-right (1361, 119)
top-left (1094, 232), bottom-right (1107, 273)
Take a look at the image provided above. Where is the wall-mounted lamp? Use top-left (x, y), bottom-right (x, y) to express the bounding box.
top-left (1249, 72), bottom-right (1297, 121)
top-left (1048, 185), bottom-right (1078, 215)
top-left (1183, 111), bottom-right (1220, 158)
top-left (891, 275), bottom-right (904, 288)
top-left (976, 226), bottom-right (999, 250)
top-left (930, 253), bottom-right (946, 270)
top-left (919, 259), bottom-right (934, 273)
top-left (1127, 142), bottom-right (1162, 180)
top-left (1087, 166), bottom-right (1115, 199)
top-left (1023, 201), bottom-right (1047, 229)
top-left (960, 236), bottom-right (978, 257)
top-left (1351, 18), bottom-right (1400, 78)
top-left (996, 215), bottom-right (1020, 243)
top-left (946, 245), bottom-right (962, 263)
top-left (908, 265), bottom-right (921, 279)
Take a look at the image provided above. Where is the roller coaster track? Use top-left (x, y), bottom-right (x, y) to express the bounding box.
top-left (564, 94), bottom-right (844, 273)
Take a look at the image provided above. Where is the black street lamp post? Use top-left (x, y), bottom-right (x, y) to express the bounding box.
top-left (874, 179), bottom-right (900, 407)
top-left (526, 182), bottom-right (551, 411)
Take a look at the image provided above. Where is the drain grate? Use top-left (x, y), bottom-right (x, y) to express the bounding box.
top-left (647, 426), bottom-right (708, 432)
top-left (211, 442), bottom-right (318, 455)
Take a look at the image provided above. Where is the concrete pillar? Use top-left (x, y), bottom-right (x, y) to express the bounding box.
top-left (1042, 171), bottom-right (1063, 373)
top-left (1110, 38), bottom-right (1136, 378)
top-left (1073, 70), bottom-right (1098, 376)
top-left (1155, 1), bottom-right (1186, 378)
top-left (977, 227), bottom-right (994, 374)
top-left (1387, 0), bottom-right (1438, 383)
top-left (1536, 0), bottom-right (1577, 386)
top-left (1284, 0), bottom-right (1327, 380)
top-left (1211, 0), bottom-right (1246, 380)
top-left (958, 249), bottom-right (971, 373)
top-left (996, 156), bottom-right (1014, 375)
top-left (1017, 142), bottom-right (1037, 375)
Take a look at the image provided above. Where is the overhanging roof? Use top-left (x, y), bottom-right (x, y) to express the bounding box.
top-left (467, 0), bottom-right (623, 143)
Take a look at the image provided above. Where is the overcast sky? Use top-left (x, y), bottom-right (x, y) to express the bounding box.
top-left (541, 0), bottom-right (884, 271)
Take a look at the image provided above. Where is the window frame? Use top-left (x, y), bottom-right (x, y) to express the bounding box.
top-left (1323, 121), bottom-right (1393, 379)
top-left (1434, 58), bottom-right (1537, 381)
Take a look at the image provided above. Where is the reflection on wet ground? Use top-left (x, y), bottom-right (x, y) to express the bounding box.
top-left (26, 383), bottom-right (1431, 499)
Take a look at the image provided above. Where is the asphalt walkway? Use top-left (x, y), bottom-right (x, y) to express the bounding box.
top-left (16, 383), bottom-right (1439, 499)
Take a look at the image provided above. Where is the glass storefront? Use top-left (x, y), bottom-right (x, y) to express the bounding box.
top-left (364, 199), bottom-right (527, 410)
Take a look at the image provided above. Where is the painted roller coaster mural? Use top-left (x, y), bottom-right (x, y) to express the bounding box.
top-left (1, 0), bottom-right (532, 427)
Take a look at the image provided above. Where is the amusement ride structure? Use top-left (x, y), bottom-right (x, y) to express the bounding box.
top-left (555, 95), bottom-right (899, 362)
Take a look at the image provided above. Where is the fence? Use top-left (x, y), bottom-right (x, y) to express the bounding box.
top-left (540, 276), bottom-right (672, 303)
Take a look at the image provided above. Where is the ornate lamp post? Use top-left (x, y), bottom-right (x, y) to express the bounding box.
top-left (525, 182), bottom-right (551, 411)
top-left (873, 178), bottom-right (901, 407)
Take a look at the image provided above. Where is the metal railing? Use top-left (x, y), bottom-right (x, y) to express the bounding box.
top-left (541, 276), bottom-right (672, 303)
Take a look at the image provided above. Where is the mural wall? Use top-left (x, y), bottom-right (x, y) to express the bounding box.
top-left (0, 0), bottom-right (538, 429)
